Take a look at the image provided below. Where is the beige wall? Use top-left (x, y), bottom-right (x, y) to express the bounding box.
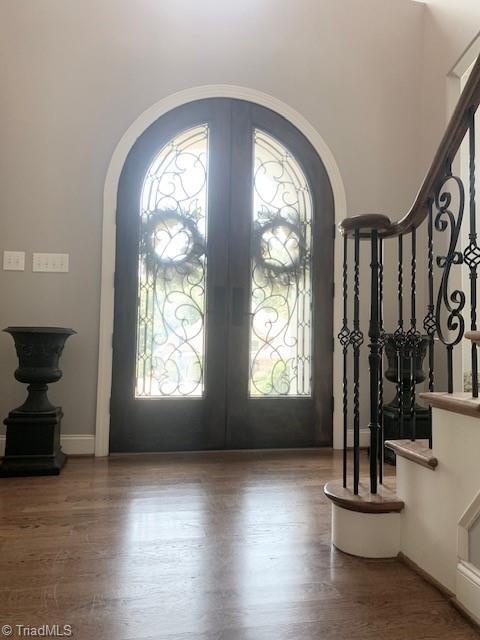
top-left (0, 0), bottom-right (431, 439)
top-left (419, 0), bottom-right (480, 170)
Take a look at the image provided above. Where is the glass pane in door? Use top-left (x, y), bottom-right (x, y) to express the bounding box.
top-left (136, 125), bottom-right (209, 397)
top-left (249, 129), bottom-right (313, 397)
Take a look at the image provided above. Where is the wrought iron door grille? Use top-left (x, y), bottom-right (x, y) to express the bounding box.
top-left (249, 129), bottom-right (313, 397)
top-left (135, 124), bottom-right (209, 397)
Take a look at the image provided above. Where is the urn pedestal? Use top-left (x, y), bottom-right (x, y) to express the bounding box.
top-left (383, 334), bottom-right (431, 465)
top-left (1, 327), bottom-right (75, 477)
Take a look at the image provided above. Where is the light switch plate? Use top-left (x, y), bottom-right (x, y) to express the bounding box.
top-left (3, 251), bottom-right (25, 271)
top-left (32, 253), bottom-right (69, 273)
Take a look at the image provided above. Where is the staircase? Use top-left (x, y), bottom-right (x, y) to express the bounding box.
top-left (324, 53), bottom-right (480, 626)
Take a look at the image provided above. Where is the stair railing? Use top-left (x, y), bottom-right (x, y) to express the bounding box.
top-left (339, 54), bottom-right (480, 495)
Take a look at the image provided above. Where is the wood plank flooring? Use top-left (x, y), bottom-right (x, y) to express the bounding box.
top-left (0, 450), bottom-right (478, 639)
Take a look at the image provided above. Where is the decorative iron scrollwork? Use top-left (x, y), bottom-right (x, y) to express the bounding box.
top-left (463, 241), bottom-right (480, 269)
top-left (434, 174), bottom-right (466, 348)
top-left (406, 326), bottom-right (422, 350)
top-left (349, 328), bottom-right (364, 350)
top-left (423, 310), bottom-right (436, 337)
top-left (249, 129), bottom-right (312, 396)
top-left (338, 324), bottom-right (351, 349)
top-left (136, 124), bottom-right (209, 397)
top-left (393, 326), bottom-right (406, 348)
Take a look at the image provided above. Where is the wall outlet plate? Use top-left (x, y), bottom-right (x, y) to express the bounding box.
top-left (3, 251), bottom-right (25, 271)
top-left (32, 253), bottom-right (69, 273)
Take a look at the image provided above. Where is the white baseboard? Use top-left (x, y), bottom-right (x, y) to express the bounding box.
top-left (0, 434), bottom-right (95, 457)
top-left (346, 428), bottom-right (370, 448)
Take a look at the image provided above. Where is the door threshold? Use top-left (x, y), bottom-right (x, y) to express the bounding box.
top-left (108, 446), bottom-right (333, 457)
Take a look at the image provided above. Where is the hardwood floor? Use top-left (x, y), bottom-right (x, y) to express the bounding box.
top-left (0, 450), bottom-right (477, 639)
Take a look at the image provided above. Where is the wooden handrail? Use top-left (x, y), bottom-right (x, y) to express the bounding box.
top-left (340, 54), bottom-right (480, 238)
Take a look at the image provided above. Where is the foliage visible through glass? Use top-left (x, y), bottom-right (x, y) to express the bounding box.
top-left (136, 125), bottom-right (208, 397)
top-left (250, 129), bottom-right (313, 397)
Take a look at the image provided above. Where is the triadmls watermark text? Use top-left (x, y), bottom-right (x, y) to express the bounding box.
top-left (1, 625), bottom-right (72, 637)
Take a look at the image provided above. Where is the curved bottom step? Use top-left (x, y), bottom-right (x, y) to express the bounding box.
top-left (324, 480), bottom-right (404, 558)
top-left (324, 480), bottom-right (404, 513)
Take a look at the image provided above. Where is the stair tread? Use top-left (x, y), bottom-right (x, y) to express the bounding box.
top-left (324, 479), bottom-right (404, 514)
top-left (465, 330), bottom-right (480, 344)
top-left (420, 391), bottom-right (480, 419)
top-left (385, 439), bottom-right (437, 470)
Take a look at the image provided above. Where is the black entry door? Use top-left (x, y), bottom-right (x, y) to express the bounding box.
top-left (110, 99), bottom-right (334, 452)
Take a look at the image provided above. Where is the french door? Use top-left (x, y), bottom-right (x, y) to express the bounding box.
top-left (110, 99), bottom-right (334, 452)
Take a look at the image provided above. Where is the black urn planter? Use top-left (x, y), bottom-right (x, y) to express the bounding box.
top-left (383, 333), bottom-right (431, 464)
top-left (1, 327), bottom-right (76, 477)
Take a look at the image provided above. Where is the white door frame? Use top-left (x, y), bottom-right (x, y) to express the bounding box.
top-left (95, 85), bottom-right (347, 456)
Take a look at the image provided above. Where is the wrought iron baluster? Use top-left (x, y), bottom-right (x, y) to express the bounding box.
top-left (394, 235), bottom-right (405, 440)
top-left (368, 230), bottom-right (381, 494)
top-left (351, 229), bottom-right (364, 495)
top-left (464, 108), bottom-right (479, 398)
top-left (423, 200), bottom-right (436, 448)
top-left (378, 238), bottom-right (384, 485)
top-left (338, 235), bottom-right (351, 488)
top-left (407, 228), bottom-right (420, 442)
top-left (434, 163), bottom-right (466, 394)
